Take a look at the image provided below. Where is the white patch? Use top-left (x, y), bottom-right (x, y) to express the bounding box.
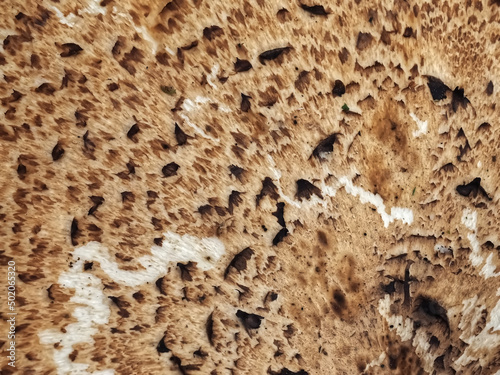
top-left (48, 6), bottom-right (78, 27)
top-left (364, 352), bottom-right (386, 371)
top-left (38, 257), bottom-right (113, 375)
top-left (434, 244), bottom-right (452, 254)
top-left (78, 0), bottom-right (106, 16)
top-left (378, 295), bottom-right (439, 372)
top-left (338, 176), bottom-right (413, 227)
top-left (412, 330), bottom-right (437, 373)
top-left (461, 209), bottom-right (483, 267)
top-left (410, 112), bottom-right (428, 137)
top-left (462, 209), bottom-right (477, 231)
top-left (477, 161), bottom-right (482, 168)
top-left (454, 289), bottom-right (500, 368)
top-left (480, 253), bottom-right (500, 279)
top-left (207, 64), bottom-right (219, 89)
top-left (50, 0), bottom-right (105, 28)
top-left (182, 96), bottom-right (212, 112)
top-left (39, 232), bottom-right (225, 373)
top-left (134, 26), bottom-right (158, 55)
top-left (73, 232), bottom-right (225, 287)
top-left (378, 295), bottom-right (413, 341)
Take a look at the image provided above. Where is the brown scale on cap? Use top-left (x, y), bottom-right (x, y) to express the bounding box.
top-left (1, 0), bottom-right (500, 374)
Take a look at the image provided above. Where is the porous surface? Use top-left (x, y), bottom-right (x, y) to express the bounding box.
top-left (1, 0), bottom-right (500, 374)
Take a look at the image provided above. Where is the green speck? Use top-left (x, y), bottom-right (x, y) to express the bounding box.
top-left (342, 103), bottom-right (349, 112)
top-left (412, 187), bottom-right (416, 195)
top-left (161, 85), bottom-right (176, 95)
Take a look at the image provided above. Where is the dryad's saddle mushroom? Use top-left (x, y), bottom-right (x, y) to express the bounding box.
top-left (1, 0), bottom-right (499, 374)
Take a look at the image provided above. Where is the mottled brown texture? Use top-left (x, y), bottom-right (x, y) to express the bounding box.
top-left (1, 0), bottom-right (500, 374)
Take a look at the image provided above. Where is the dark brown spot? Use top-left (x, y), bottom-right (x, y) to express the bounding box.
top-left (51, 142), bottom-right (65, 161)
top-left (332, 289), bottom-right (347, 314)
top-left (70, 218), bottom-right (79, 246)
top-left (356, 32), bottom-right (373, 51)
top-left (224, 247), bottom-right (254, 278)
top-left (276, 8), bottom-right (290, 22)
top-left (229, 164), bottom-right (245, 180)
top-left (317, 231), bottom-right (328, 245)
top-left (311, 133), bottom-right (339, 160)
top-left (174, 123), bottom-right (188, 145)
top-left (31, 54), bottom-right (41, 69)
top-left (338, 47), bottom-right (349, 64)
top-left (294, 71), bottom-right (310, 93)
top-left (156, 335), bottom-right (170, 353)
top-left (181, 40), bottom-right (198, 50)
top-left (60, 43), bottom-right (83, 57)
top-left (162, 162), bottom-right (179, 177)
top-left (177, 262), bottom-right (194, 281)
top-left (35, 83), bottom-right (56, 95)
top-left (88, 196), bottom-right (104, 216)
top-left (451, 87), bottom-right (470, 113)
top-left (272, 228), bottom-right (289, 246)
top-left (228, 190), bottom-right (243, 214)
top-left (413, 295), bottom-right (449, 332)
top-left (296, 179), bottom-right (323, 201)
top-left (107, 83), bottom-right (119, 91)
top-left (234, 58), bottom-right (252, 73)
top-left (272, 202), bottom-right (285, 227)
top-left (426, 76), bottom-right (450, 100)
top-left (17, 163), bottom-right (26, 180)
top-left (127, 123), bottom-right (140, 140)
top-left (256, 177), bottom-right (279, 205)
top-left (258, 47), bottom-right (291, 65)
top-left (203, 25), bottom-right (223, 41)
top-left (300, 3), bottom-right (329, 15)
top-left (121, 191), bottom-right (134, 203)
top-left (403, 27), bottom-right (413, 37)
top-left (240, 93), bottom-right (251, 112)
top-left (198, 205), bottom-right (212, 215)
top-left (236, 309), bottom-right (263, 330)
top-left (206, 313), bottom-right (214, 345)
top-left (456, 177), bottom-right (491, 200)
top-left (332, 80), bottom-right (345, 97)
top-left (486, 81), bottom-right (494, 95)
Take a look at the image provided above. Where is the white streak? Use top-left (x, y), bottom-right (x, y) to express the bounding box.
top-left (410, 112), bottom-right (428, 137)
top-left (165, 47), bottom-right (176, 56)
top-left (338, 176), bottom-right (413, 227)
top-left (480, 253), bottom-right (500, 279)
top-left (207, 64), bottom-right (219, 89)
top-left (134, 26), bottom-right (158, 55)
top-left (78, 0), bottom-right (106, 16)
top-left (72, 232), bottom-right (225, 287)
top-left (462, 209), bottom-right (483, 267)
top-left (364, 352), bottom-right (386, 371)
top-left (48, 6), bottom-right (78, 27)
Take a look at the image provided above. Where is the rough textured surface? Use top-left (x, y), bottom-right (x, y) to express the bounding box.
top-left (1, 0), bottom-right (500, 374)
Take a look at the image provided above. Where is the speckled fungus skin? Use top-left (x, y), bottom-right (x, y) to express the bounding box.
top-left (1, 0), bottom-right (500, 374)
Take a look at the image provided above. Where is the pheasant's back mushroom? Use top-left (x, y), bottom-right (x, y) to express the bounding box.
top-left (1, 0), bottom-right (500, 374)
